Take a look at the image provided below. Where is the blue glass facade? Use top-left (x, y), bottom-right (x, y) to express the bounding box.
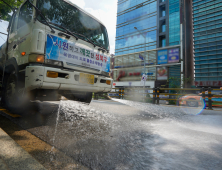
top-left (193, 0), bottom-right (222, 81)
top-left (115, 0), bottom-right (157, 56)
top-left (113, 0), bottom-right (192, 87)
top-left (169, 0), bottom-right (180, 46)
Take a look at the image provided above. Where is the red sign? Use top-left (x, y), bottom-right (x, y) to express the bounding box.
top-left (195, 81), bottom-right (222, 87)
top-left (113, 83), bottom-right (116, 86)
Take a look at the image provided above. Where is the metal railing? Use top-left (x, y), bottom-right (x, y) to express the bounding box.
top-left (107, 87), bottom-right (222, 110)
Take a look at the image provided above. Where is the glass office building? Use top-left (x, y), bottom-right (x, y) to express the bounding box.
top-left (169, 0), bottom-right (180, 46)
top-left (115, 0), bottom-right (157, 56)
top-left (113, 0), bottom-right (193, 88)
top-left (193, 0), bottom-right (222, 85)
top-left (114, 0), bottom-right (157, 87)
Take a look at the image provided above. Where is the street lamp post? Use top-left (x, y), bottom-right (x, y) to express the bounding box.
top-left (134, 27), bottom-right (146, 89)
top-left (134, 27), bottom-right (146, 102)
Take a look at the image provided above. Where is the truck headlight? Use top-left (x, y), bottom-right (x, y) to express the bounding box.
top-left (29, 54), bottom-right (44, 63)
top-left (45, 59), bottom-right (63, 66)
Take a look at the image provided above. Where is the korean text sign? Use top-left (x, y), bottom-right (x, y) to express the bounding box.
top-left (157, 50), bottom-right (168, 64)
top-left (168, 48), bottom-right (179, 63)
top-left (46, 34), bottom-right (110, 73)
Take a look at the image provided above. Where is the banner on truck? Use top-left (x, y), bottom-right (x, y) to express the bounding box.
top-left (46, 34), bottom-right (110, 73)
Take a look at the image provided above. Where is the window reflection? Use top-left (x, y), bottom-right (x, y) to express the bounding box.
top-left (37, 0), bottom-right (109, 50)
top-left (18, 0), bottom-right (34, 29)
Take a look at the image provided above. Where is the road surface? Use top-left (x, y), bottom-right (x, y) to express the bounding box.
top-left (1, 99), bottom-right (222, 170)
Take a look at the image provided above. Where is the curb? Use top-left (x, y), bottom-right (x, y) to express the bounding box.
top-left (0, 128), bottom-right (47, 170)
top-left (0, 158), bottom-right (9, 170)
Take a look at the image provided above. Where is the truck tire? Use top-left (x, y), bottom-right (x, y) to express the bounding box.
top-left (80, 92), bottom-right (92, 103)
top-left (64, 92), bottom-right (92, 104)
top-left (2, 73), bottom-right (29, 114)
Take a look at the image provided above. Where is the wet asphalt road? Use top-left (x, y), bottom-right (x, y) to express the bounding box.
top-left (1, 99), bottom-right (222, 170)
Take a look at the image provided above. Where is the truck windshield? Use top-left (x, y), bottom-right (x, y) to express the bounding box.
top-left (36, 0), bottom-right (109, 50)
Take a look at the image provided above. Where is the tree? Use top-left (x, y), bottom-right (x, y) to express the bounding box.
top-left (168, 76), bottom-right (193, 105)
top-left (0, 0), bottom-right (23, 21)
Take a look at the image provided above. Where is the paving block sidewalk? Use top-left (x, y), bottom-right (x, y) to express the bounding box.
top-left (0, 128), bottom-right (46, 170)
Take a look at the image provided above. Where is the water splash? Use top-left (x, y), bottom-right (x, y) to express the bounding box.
top-left (50, 100), bottom-right (62, 162)
top-left (111, 98), bottom-right (185, 119)
top-left (44, 100), bottom-right (156, 169)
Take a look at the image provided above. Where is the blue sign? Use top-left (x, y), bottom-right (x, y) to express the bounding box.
top-left (46, 34), bottom-right (110, 72)
top-left (168, 48), bottom-right (179, 63)
top-left (141, 73), bottom-right (153, 75)
top-left (158, 50), bottom-right (168, 64)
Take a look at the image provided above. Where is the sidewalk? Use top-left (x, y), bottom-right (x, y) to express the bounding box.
top-left (0, 128), bottom-right (46, 170)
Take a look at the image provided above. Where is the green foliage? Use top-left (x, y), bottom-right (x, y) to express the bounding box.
top-left (0, 0), bottom-right (23, 21)
top-left (168, 76), bottom-right (193, 89)
top-left (145, 94), bottom-right (153, 103)
top-left (168, 76), bottom-right (193, 105)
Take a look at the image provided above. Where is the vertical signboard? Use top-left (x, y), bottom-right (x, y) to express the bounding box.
top-left (157, 67), bottom-right (168, 80)
top-left (157, 50), bottom-right (168, 64)
top-left (168, 48), bottom-right (179, 63)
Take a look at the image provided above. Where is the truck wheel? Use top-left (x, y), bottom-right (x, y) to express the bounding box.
top-left (79, 92), bottom-right (92, 103)
top-left (2, 73), bottom-right (28, 113)
top-left (64, 92), bottom-right (92, 104)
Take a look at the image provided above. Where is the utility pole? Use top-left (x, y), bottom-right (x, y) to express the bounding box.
top-left (180, 23), bottom-right (183, 88)
top-left (134, 27), bottom-right (146, 88)
top-left (134, 27), bottom-right (147, 102)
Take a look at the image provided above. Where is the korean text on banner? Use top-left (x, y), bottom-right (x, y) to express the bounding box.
top-left (46, 34), bottom-right (110, 73)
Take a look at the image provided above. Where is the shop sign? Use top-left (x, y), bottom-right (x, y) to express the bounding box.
top-left (168, 48), bottom-right (179, 63)
top-left (157, 50), bottom-right (168, 64)
top-left (195, 81), bottom-right (222, 87)
top-left (157, 67), bottom-right (168, 80)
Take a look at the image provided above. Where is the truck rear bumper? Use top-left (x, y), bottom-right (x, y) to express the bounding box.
top-left (25, 66), bottom-right (112, 93)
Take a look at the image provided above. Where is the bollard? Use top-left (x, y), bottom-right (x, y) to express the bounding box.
top-left (208, 87), bottom-right (213, 110)
top-left (202, 87), bottom-right (206, 109)
top-left (153, 88), bottom-right (156, 104)
top-left (157, 87), bottom-right (160, 105)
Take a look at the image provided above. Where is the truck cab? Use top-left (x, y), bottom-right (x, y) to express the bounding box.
top-left (0, 0), bottom-right (113, 110)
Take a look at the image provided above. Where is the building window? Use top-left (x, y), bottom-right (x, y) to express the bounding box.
top-left (160, 20), bottom-right (166, 33)
top-left (162, 24), bottom-right (166, 32)
top-left (160, 6), bottom-right (166, 18)
top-left (169, 0), bottom-right (180, 45)
top-left (159, 36), bottom-right (166, 47)
top-left (162, 10), bottom-right (166, 17)
top-left (162, 38), bottom-right (166, 47)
